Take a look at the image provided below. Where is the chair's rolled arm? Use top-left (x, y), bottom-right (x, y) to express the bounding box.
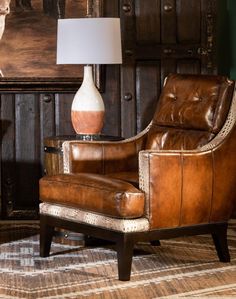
top-left (139, 147), bottom-right (235, 230)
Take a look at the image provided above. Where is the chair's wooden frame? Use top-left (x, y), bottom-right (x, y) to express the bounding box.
top-left (40, 214), bottom-right (230, 281)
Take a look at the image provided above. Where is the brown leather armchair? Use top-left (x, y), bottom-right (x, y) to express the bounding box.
top-left (39, 74), bottom-right (236, 281)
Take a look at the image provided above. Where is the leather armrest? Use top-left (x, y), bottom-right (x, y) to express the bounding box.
top-left (62, 128), bottom-right (148, 174)
top-left (139, 147), bottom-right (235, 230)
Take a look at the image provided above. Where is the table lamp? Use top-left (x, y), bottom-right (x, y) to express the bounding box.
top-left (56, 18), bottom-right (122, 135)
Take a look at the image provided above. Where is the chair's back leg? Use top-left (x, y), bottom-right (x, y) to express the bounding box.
top-left (40, 215), bottom-right (55, 257)
top-left (211, 223), bottom-right (230, 262)
top-left (116, 234), bottom-right (135, 281)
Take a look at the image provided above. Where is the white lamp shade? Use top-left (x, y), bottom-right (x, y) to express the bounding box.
top-left (57, 18), bottom-right (122, 65)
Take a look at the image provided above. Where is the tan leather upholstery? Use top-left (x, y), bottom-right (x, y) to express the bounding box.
top-left (146, 74), bottom-right (234, 150)
top-left (154, 74), bottom-right (233, 133)
top-left (105, 172), bottom-right (139, 188)
top-left (40, 173), bottom-right (145, 219)
top-left (62, 132), bottom-right (147, 175)
top-left (146, 127), bottom-right (214, 150)
top-left (40, 73), bottom-right (236, 230)
top-left (139, 145), bottom-right (236, 229)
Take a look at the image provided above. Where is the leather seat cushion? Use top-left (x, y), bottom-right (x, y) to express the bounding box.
top-left (39, 173), bottom-right (145, 219)
top-left (105, 172), bottom-right (139, 188)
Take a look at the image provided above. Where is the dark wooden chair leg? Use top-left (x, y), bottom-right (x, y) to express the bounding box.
top-left (116, 234), bottom-right (134, 281)
top-left (212, 224), bottom-right (230, 263)
top-left (150, 240), bottom-right (161, 246)
top-left (40, 215), bottom-right (54, 257)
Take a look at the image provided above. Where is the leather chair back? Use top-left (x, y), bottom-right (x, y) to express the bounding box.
top-left (146, 74), bottom-right (235, 150)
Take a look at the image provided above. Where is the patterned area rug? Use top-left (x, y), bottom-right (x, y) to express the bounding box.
top-left (0, 220), bottom-right (235, 299)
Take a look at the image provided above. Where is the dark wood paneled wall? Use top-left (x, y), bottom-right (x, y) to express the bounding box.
top-left (0, 93), bottom-right (75, 218)
top-left (120, 0), bottom-right (217, 137)
top-left (0, 0), bottom-right (219, 219)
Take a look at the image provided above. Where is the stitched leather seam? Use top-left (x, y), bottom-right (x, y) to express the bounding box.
top-left (179, 153), bottom-right (184, 226)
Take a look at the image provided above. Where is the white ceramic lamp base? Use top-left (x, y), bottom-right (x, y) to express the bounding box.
top-left (71, 65), bottom-right (105, 134)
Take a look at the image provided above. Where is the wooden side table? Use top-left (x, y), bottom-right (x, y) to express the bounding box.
top-left (44, 134), bottom-right (124, 176)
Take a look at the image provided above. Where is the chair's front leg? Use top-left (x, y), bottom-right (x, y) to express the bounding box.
top-left (211, 223), bottom-right (230, 263)
top-left (116, 234), bottom-right (135, 281)
top-left (40, 214), bottom-right (54, 257)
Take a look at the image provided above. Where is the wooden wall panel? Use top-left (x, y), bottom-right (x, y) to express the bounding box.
top-left (15, 94), bottom-right (41, 209)
top-left (135, 0), bottom-right (161, 44)
top-left (0, 92), bottom-right (75, 218)
top-left (177, 0), bottom-right (201, 43)
top-left (40, 94), bottom-right (56, 170)
top-left (161, 59), bottom-right (177, 83)
top-left (161, 0), bottom-right (177, 44)
top-left (136, 61), bottom-right (161, 132)
top-left (55, 94), bottom-right (74, 136)
top-left (1, 94), bottom-right (40, 218)
top-left (102, 65), bottom-right (121, 136)
top-left (121, 0), bottom-right (217, 137)
top-left (177, 59), bottom-right (201, 74)
top-left (121, 64), bottom-right (136, 137)
top-left (1, 94), bottom-right (16, 217)
top-left (120, 0), bottom-right (136, 138)
top-left (102, 0), bottom-right (121, 136)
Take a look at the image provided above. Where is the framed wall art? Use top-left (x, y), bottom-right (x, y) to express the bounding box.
top-left (0, 0), bottom-right (103, 91)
